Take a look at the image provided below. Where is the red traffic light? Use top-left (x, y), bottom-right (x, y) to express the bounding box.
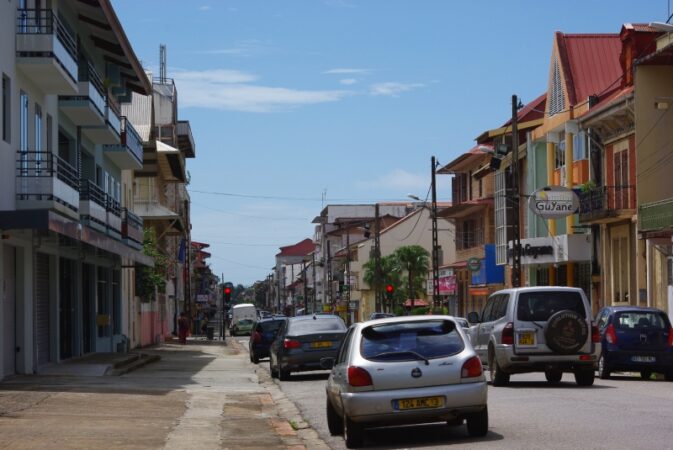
top-left (224, 287), bottom-right (232, 295)
top-left (385, 284), bottom-right (394, 294)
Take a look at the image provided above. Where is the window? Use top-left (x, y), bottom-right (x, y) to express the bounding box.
top-left (46, 114), bottom-right (52, 152)
top-left (613, 148), bottom-right (629, 209)
top-left (337, 328), bottom-right (354, 364)
top-left (20, 91), bottom-right (28, 151)
top-left (481, 297), bottom-right (496, 322)
top-left (360, 320), bottom-right (464, 361)
top-left (34, 103), bottom-right (42, 172)
top-left (549, 57), bottom-right (565, 116)
top-left (555, 140), bottom-right (566, 169)
top-left (516, 291), bottom-right (586, 321)
top-left (2, 74), bottom-right (9, 143)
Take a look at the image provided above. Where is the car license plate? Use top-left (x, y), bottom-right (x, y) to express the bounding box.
top-left (310, 341), bottom-right (331, 349)
top-left (518, 331), bottom-right (535, 346)
top-left (631, 356), bottom-right (656, 363)
top-left (394, 396), bottom-right (444, 411)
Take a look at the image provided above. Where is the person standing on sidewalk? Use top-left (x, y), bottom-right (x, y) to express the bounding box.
top-left (178, 312), bottom-right (189, 344)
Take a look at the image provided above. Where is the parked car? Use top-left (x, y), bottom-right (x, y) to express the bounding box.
top-left (323, 315), bottom-right (488, 448)
top-left (369, 312), bottom-right (395, 320)
top-left (249, 316), bottom-right (286, 364)
top-left (595, 306), bottom-right (673, 380)
top-left (454, 317), bottom-right (470, 329)
top-left (231, 318), bottom-right (254, 336)
top-left (269, 314), bottom-right (347, 381)
top-left (467, 287), bottom-right (599, 386)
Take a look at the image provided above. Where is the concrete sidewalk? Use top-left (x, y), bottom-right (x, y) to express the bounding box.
top-left (0, 336), bottom-right (329, 449)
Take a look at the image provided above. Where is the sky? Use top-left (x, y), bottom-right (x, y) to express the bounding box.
top-left (112, 0), bottom-right (668, 286)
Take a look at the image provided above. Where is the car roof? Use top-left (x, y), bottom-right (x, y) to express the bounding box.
top-left (603, 306), bottom-right (666, 313)
top-left (288, 314), bottom-right (342, 322)
top-left (493, 286), bottom-right (584, 294)
top-left (356, 314), bottom-right (461, 328)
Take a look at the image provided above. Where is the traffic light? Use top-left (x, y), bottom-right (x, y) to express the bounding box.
top-left (223, 283), bottom-right (233, 304)
top-left (385, 284), bottom-right (394, 302)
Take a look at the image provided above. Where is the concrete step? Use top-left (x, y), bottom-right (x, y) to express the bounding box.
top-left (107, 353), bottom-right (161, 376)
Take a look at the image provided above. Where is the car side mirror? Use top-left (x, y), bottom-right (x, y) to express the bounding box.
top-left (467, 312), bottom-right (480, 324)
top-left (320, 357), bottom-right (335, 370)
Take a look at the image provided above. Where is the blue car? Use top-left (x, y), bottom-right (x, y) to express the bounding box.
top-left (595, 306), bottom-right (673, 380)
top-left (249, 316), bottom-right (286, 364)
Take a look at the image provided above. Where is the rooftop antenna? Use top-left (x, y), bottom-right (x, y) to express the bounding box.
top-left (159, 44), bottom-right (167, 82)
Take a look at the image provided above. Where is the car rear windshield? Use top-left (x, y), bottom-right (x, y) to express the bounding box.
top-left (517, 291), bottom-right (586, 321)
top-left (238, 319), bottom-right (253, 325)
top-left (360, 320), bottom-right (464, 361)
top-left (615, 312), bottom-right (669, 330)
top-left (259, 320), bottom-right (284, 333)
top-left (288, 318), bottom-right (346, 334)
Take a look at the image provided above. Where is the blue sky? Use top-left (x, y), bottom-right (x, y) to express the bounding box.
top-left (112, 0), bottom-right (667, 286)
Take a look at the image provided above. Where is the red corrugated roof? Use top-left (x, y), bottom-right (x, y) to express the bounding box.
top-left (277, 238), bottom-right (315, 257)
top-left (557, 33), bottom-right (622, 106)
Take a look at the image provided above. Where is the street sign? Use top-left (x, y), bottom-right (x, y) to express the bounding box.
top-left (528, 185), bottom-right (580, 219)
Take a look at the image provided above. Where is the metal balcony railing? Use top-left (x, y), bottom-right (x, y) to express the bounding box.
top-left (121, 117), bottom-right (143, 163)
top-left (639, 198), bottom-right (673, 232)
top-left (106, 96), bottom-right (121, 135)
top-left (77, 58), bottom-right (106, 115)
top-left (107, 196), bottom-right (121, 217)
top-left (80, 179), bottom-right (107, 207)
top-left (16, 9), bottom-right (77, 63)
top-left (16, 151), bottom-right (79, 212)
top-left (579, 185), bottom-right (635, 221)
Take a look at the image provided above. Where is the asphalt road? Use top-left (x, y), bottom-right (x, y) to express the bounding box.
top-left (237, 337), bottom-right (673, 449)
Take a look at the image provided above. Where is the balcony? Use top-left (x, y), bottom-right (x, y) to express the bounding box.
top-left (639, 198), bottom-right (673, 233)
top-left (177, 120), bottom-right (195, 158)
top-left (121, 208), bottom-right (143, 250)
top-left (107, 197), bottom-right (122, 240)
top-left (578, 185), bottom-right (636, 223)
top-left (16, 151), bottom-right (79, 220)
top-left (456, 228), bottom-right (485, 251)
top-left (82, 96), bottom-right (122, 144)
top-left (58, 59), bottom-right (106, 126)
top-left (552, 159), bottom-right (590, 187)
top-left (15, 9), bottom-right (78, 94)
top-left (79, 180), bottom-right (107, 233)
top-left (102, 117), bottom-right (143, 170)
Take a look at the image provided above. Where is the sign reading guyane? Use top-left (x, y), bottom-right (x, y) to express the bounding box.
top-left (528, 186), bottom-right (580, 219)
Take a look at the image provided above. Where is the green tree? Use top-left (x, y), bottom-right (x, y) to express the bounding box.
top-left (363, 254), bottom-right (401, 311)
top-left (392, 245), bottom-right (429, 310)
top-left (136, 227), bottom-right (167, 301)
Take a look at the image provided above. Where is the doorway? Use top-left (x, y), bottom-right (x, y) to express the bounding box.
top-left (2, 247), bottom-right (16, 377)
top-left (59, 258), bottom-right (75, 360)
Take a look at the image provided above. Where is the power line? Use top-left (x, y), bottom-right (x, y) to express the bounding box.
top-left (191, 201), bottom-right (310, 221)
top-left (189, 188), bottom-right (412, 203)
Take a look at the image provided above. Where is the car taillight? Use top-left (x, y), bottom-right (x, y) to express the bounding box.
top-left (591, 323), bottom-right (600, 343)
top-left (252, 331), bottom-right (262, 344)
top-left (283, 339), bottom-right (301, 349)
top-left (605, 324), bottom-right (617, 344)
top-left (461, 356), bottom-right (483, 378)
top-left (502, 322), bottom-right (514, 345)
top-left (668, 327), bottom-right (673, 347)
top-left (347, 366), bottom-right (373, 387)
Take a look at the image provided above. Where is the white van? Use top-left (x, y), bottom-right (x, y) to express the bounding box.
top-left (231, 303), bottom-right (257, 335)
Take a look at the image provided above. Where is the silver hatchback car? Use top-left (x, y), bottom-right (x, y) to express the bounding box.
top-left (323, 315), bottom-right (488, 448)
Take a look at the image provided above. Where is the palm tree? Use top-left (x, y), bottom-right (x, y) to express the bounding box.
top-left (392, 245), bottom-right (430, 311)
top-left (363, 254), bottom-right (400, 312)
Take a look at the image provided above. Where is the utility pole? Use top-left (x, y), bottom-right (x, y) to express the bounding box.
top-left (312, 252), bottom-right (317, 313)
top-left (374, 203), bottom-right (382, 312)
top-left (220, 272), bottom-right (224, 339)
top-left (431, 156), bottom-right (441, 309)
top-left (302, 260), bottom-right (308, 313)
top-left (345, 230), bottom-right (351, 325)
top-left (511, 94), bottom-right (522, 287)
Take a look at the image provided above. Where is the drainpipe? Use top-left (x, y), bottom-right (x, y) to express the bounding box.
top-left (646, 238), bottom-right (653, 308)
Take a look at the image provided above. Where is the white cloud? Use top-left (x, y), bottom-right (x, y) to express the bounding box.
top-left (197, 40), bottom-right (274, 57)
top-left (172, 69), bottom-right (351, 112)
top-left (324, 68), bottom-right (372, 75)
top-left (370, 82), bottom-right (425, 97)
top-left (340, 78), bottom-right (357, 85)
top-left (354, 169), bottom-right (429, 191)
top-left (198, 5), bottom-right (211, 11)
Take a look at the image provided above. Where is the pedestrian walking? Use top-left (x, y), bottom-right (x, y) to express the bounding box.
top-left (178, 312), bottom-right (189, 344)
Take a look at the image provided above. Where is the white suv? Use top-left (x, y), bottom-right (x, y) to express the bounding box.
top-left (467, 287), bottom-right (600, 386)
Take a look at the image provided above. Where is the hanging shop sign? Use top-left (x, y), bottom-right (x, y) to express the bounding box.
top-left (467, 257), bottom-right (482, 272)
top-left (528, 186), bottom-right (580, 219)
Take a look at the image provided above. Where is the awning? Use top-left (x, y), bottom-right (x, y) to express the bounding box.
top-left (404, 299), bottom-right (430, 307)
top-left (447, 260), bottom-right (467, 268)
top-left (0, 210), bottom-right (154, 267)
top-left (156, 140), bottom-right (186, 182)
top-left (133, 201), bottom-right (183, 234)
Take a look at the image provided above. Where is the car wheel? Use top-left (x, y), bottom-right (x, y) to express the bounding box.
top-left (279, 367), bottom-right (291, 381)
top-left (640, 370), bottom-right (652, 380)
top-left (597, 354), bottom-right (611, 379)
top-left (269, 358), bottom-right (278, 379)
top-left (343, 414), bottom-right (364, 448)
top-left (489, 351), bottom-right (509, 386)
top-left (545, 369), bottom-right (563, 384)
top-left (251, 353), bottom-right (260, 364)
top-left (665, 370), bottom-right (673, 382)
top-left (466, 406), bottom-right (489, 437)
top-left (326, 398), bottom-right (344, 436)
top-left (574, 369), bottom-right (595, 386)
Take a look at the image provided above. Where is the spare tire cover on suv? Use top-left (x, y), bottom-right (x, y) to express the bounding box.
top-left (544, 310), bottom-right (588, 354)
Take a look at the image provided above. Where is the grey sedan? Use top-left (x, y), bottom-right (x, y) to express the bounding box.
top-left (323, 315), bottom-right (488, 448)
top-left (269, 314), bottom-right (347, 380)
